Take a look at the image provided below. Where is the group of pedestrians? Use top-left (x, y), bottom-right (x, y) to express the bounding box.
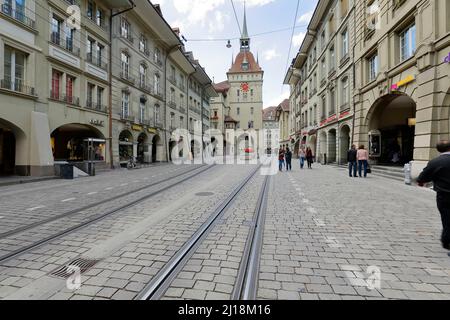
top-left (278, 146), bottom-right (314, 172)
top-left (347, 145), bottom-right (370, 178)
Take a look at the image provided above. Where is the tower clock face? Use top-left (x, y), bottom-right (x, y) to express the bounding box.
top-left (241, 82), bottom-right (250, 93)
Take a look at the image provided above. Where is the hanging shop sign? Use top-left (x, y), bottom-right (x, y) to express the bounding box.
top-left (132, 124), bottom-right (143, 132)
top-left (444, 53), bottom-right (450, 63)
top-left (90, 119), bottom-right (104, 127)
top-left (391, 75), bottom-right (415, 91)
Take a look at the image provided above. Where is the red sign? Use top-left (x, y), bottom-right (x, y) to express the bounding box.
top-left (339, 111), bottom-right (350, 119)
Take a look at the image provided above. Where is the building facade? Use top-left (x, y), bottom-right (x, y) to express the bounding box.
top-left (275, 99), bottom-right (290, 147)
top-left (285, 0), bottom-right (355, 164)
top-left (352, 0), bottom-right (450, 177)
top-left (0, 0), bottom-right (216, 176)
top-left (263, 106), bottom-right (279, 154)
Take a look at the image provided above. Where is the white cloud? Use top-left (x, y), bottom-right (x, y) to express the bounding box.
top-left (266, 88), bottom-right (290, 108)
top-left (263, 49), bottom-right (280, 61)
top-left (208, 11), bottom-right (230, 33)
top-left (298, 10), bottom-right (313, 25)
top-left (292, 31), bottom-right (306, 48)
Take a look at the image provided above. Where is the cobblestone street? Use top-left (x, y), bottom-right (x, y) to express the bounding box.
top-left (0, 163), bottom-right (449, 300)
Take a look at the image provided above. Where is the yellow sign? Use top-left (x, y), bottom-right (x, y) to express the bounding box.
top-left (391, 75), bottom-right (415, 90)
top-left (132, 125), bottom-right (143, 132)
top-left (148, 128), bottom-right (158, 134)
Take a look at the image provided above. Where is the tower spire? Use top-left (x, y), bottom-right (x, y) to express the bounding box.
top-left (242, 1), bottom-right (249, 39)
top-left (240, 1), bottom-right (250, 52)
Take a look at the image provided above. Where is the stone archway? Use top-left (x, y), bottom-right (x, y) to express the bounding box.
top-left (319, 131), bottom-right (327, 163)
top-left (51, 123), bottom-right (105, 162)
top-left (366, 93), bottom-right (416, 165)
top-left (152, 135), bottom-right (162, 163)
top-left (340, 125), bottom-right (351, 164)
top-left (0, 118), bottom-right (25, 176)
top-left (137, 133), bottom-right (149, 163)
top-left (119, 130), bottom-right (133, 164)
top-left (327, 129), bottom-right (337, 164)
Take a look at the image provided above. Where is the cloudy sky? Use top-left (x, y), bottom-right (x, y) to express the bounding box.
top-left (155, 0), bottom-right (318, 108)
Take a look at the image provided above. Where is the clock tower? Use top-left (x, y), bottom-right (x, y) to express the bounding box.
top-left (226, 5), bottom-right (264, 132)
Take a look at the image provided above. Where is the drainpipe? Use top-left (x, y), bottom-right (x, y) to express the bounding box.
top-left (108, 1), bottom-right (136, 170)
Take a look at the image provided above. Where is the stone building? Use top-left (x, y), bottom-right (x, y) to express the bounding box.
top-left (286, 0), bottom-right (449, 174)
top-left (0, 0), bottom-right (216, 176)
top-left (352, 0), bottom-right (450, 177)
top-left (263, 106), bottom-right (279, 154)
top-left (285, 0), bottom-right (355, 164)
top-left (275, 99), bottom-right (290, 147)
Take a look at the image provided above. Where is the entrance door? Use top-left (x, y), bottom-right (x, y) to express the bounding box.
top-left (0, 129), bottom-right (15, 175)
top-left (380, 126), bottom-right (415, 165)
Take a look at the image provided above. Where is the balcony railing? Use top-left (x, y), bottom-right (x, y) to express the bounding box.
top-left (168, 101), bottom-right (176, 110)
top-left (50, 90), bottom-right (79, 106)
top-left (86, 100), bottom-right (107, 113)
top-left (120, 72), bottom-right (135, 84)
top-left (50, 33), bottom-right (80, 56)
top-left (1, 4), bottom-right (36, 29)
top-left (86, 53), bottom-right (107, 70)
top-left (169, 76), bottom-right (177, 86)
top-left (119, 30), bottom-right (134, 44)
top-left (0, 79), bottom-right (36, 96)
top-left (139, 80), bottom-right (152, 94)
top-left (142, 119), bottom-right (154, 127)
top-left (153, 86), bottom-right (163, 98)
top-left (120, 112), bottom-right (134, 122)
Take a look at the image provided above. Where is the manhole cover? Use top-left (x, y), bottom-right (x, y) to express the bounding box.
top-left (195, 192), bottom-right (214, 197)
top-left (50, 258), bottom-right (100, 279)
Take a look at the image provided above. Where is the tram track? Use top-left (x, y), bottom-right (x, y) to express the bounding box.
top-left (136, 166), bottom-right (270, 301)
top-left (0, 165), bottom-right (207, 240)
top-left (0, 164), bottom-right (215, 264)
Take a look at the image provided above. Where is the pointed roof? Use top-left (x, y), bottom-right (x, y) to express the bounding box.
top-left (242, 3), bottom-right (249, 39)
top-left (228, 51), bottom-right (262, 73)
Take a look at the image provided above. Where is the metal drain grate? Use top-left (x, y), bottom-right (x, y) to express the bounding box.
top-left (50, 258), bottom-right (100, 279)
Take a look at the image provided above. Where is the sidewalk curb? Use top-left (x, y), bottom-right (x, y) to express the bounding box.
top-left (0, 176), bottom-right (59, 188)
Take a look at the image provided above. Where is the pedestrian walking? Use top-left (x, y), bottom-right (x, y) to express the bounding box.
top-left (306, 147), bottom-right (314, 169)
top-left (285, 147), bottom-right (292, 171)
top-left (417, 140), bottom-right (450, 255)
top-left (278, 147), bottom-right (285, 172)
top-left (357, 145), bottom-right (369, 178)
top-left (348, 144), bottom-right (358, 177)
top-left (299, 148), bottom-right (306, 169)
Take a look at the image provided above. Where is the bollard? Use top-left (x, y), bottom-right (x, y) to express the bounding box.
top-left (404, 163), bottom-right (411, 185)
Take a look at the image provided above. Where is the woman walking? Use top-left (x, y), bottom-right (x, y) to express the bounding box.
top-left (299, 148), bottom-right (306, 169)
top-left (357, 145), bottom-right (369, 178)
top-left (306, 147), bottom-right (314, 169)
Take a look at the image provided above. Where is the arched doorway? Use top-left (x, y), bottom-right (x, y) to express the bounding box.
top-left (51, 124), bottom-right (106, 162)
top-left (119, 130), bottom-right (133, 165)
top-left (367, 93), bottom-right (416, 165)
top-left (309, 135), bottom-right (317, 158)
top-left (319, 131), bottom-right (327, 163)
top-left (137, 133), bottom-right (148, 163)
top-left (294, 139), bottom-right (301, 158)
top-left (340, 125), bottom-right (351, 164)
top-left (327, 129), bottom-right (337, 163)
top-left (191, 139), bottom-right (201, 159)
top-left (152, 135), bottom-right (161, 163)
top-left (0, 126), bottom-right (16, 175)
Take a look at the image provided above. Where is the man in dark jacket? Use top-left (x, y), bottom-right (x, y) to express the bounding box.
top-left (285, 147), bottom-right (293, 171)
top-left (417, 140), bottom-right (450, 254)
top-left (348, 145), bottom-right (358, 178)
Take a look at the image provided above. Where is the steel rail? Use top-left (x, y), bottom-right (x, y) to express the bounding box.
top-left (0, 165), bottom-right (215, 264)
top-left (0, 165), bottom-right (207, 240)
top-left (232, 175), bottom-right (271, 300)
top-left (136, 165), bottom-right (263, 300)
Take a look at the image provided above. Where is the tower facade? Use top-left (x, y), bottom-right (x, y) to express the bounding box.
top-left (226, 7), bottom-right (264, 131)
